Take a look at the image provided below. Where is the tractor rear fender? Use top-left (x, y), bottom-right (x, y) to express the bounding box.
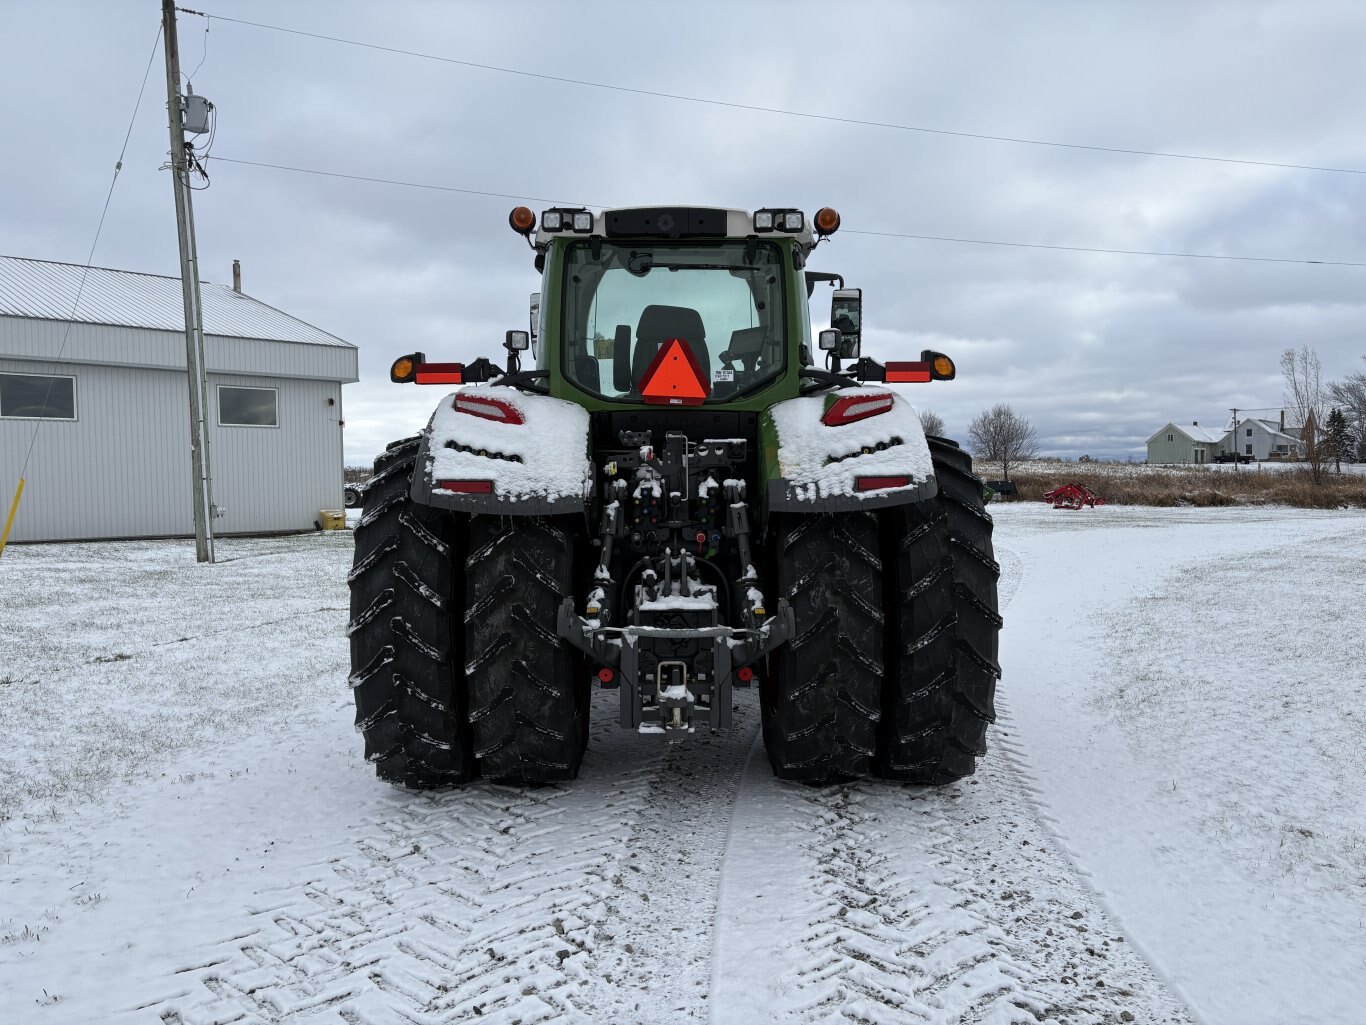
top-left (408, 385), bottom-right (593, 515)
top-left (760, 387), bottom-right (938, 514)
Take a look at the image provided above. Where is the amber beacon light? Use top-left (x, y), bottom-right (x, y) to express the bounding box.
top-left (508, 206), bottom-right (536, 235)
top-left (814, 207), bottom-right (841, 235)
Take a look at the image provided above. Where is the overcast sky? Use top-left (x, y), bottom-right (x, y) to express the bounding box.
top-left (3, 0), bottom-right (1364, 464)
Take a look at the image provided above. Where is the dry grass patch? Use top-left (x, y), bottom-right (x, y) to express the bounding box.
top-left (978, 460), bottom-right (1366, 509)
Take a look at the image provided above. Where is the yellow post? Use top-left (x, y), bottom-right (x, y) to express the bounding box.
top-left (0, 477), bottom-right (25, 559)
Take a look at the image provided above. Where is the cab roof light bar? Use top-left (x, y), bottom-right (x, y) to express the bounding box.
top-left (753, 208), bottom-right (804, 233)
top-left (540, 207), bottom-right (593, 233)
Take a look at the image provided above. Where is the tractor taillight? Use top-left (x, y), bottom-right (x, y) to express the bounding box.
top-left (822, 392), bottom-right (894, 426)
top-left (884, 362), bottom-right (932, 384)
top-left (454, 393), bottom-right (525, 424)
top-left (597, 667), bottom-right (615, 685)
top-left (435, 480), bottom-right (493, 494)
top-left (414, 362), bottom-right (464, 385)
top-left (737, 666), bottom-right (754, 683)
top-left (855, 475), bottom-right (912, 492)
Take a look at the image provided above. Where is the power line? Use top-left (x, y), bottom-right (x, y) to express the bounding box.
top-left (211, 156), bottom-right (598, 208)
top-left (209, 154), bottom-right (1366, 269)
top-left (17, 23), bottom-right (164, 483)
top-left (839, 228), bottom-right (1366, 267)
top-left (181, 8), bottom-right (1366, 177)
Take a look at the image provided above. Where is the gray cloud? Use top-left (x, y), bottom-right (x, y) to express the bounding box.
top-left (3, 0), bottom-right (1364, 464)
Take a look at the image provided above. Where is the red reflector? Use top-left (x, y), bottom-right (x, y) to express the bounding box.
top-left (415, 362), bottom-right (464, 385)
top-left (737, 666), bottom-right (754, 682)
top-left (435, 480), bottom-right (493, 494)
top-left (856, 476), bottom-right (912, 492)
top-left (597, 667), bottom-right (615, 684)
top-left (454, 393), bottom-right (524, 424)
top-left (640, 338), bottom-right (710, 405)
top-left (885, 361), bottom-right (932, 383)
top-left (822, 392), bottom-right (894, 426)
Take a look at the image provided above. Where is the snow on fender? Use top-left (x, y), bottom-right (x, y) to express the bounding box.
top-left (764, 386), bottom-right (937, 511)
top-left (413, 385), bottom-right (593, 514)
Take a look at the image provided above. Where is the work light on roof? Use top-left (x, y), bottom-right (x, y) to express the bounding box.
top-left (754, 208), bottom-right (805, 233)
top-left (540, 207), bottom-right (592, 234)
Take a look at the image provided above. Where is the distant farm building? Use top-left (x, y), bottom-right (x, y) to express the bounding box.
top-left (1231, 416), bottom-right (1305, 460)
top-left (1147, 415), bottom-right (1307, 464)
top-left (1147, 422), bottom-right (1226, 464)
top-left (0, 255), bottom-right (358, 542)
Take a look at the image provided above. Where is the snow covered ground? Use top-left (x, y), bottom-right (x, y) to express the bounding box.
top-left (1, 504), bottom-right (1362, 1025)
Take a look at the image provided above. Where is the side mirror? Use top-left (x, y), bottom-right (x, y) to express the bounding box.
top-left (528, 292), bottom-right (541, 355)
top-left (831, 287), bottom-right (861, 359)
top-left (817, 328), bottom-right (842, 352)
top-left (505, 329), bottom-right (530, 352)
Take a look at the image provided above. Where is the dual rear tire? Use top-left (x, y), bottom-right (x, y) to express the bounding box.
top-left (347, 441), bottom-right (586, 788)
top-left (762, 438), bottom-right (1001, 784)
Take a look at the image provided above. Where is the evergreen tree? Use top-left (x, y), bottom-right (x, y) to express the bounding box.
top-left (1324, 407), bottom-right (1351, 473)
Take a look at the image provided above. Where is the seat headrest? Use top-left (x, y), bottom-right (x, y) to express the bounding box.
top-left (636, 304), bottom-right (705, 343)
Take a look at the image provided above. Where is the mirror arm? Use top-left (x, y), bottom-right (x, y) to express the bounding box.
top-left (798, 367), bottom-right (860, 392)
top-left (851, 357), bottom-right (886, 383)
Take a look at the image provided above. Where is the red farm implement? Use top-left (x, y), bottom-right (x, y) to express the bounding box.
top-left (1042, 482), bottom-right (1106, 510)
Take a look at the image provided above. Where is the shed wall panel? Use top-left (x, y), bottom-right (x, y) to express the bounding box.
top-left (1, 358), bottom-right (193, 541)
top-left (208, 373), bottom-right (346, 534)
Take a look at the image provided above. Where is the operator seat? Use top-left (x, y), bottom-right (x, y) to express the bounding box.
top-left (632, 304), bottom-right (710, 388)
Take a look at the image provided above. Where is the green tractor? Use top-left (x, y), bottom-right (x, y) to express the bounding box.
top-left (348, 205), bottom-right (1000, 787)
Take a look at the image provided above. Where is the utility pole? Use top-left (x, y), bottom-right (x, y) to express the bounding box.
top-left (162, 0), bottom-right (215, 562)
top-left (1229, 407), bottom-right (1240, 472)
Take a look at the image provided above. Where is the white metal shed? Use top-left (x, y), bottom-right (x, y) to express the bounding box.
top-left (1146, 421), bottom-right (1225, 464)
top-left (0, 255), bottom-right (359, 542)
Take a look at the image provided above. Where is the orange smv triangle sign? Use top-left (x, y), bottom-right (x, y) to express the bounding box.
top-left (640, 338), bottom-right (710, 406)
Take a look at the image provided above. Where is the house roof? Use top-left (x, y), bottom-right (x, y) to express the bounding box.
top-left (1149, 422), bottom-right (1225, 444)
top-left (0, 254), bottom-right (353, 348)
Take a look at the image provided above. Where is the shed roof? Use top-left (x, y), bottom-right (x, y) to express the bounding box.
top-left (0, 255), bottom-right (352, 348)
top-left (1149, 422), bottom-right (1225, 444)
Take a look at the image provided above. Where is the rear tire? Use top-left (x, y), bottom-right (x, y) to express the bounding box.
top-left (464, 515), bottom-right (587, 784)
top-left (876, 438), bottom-right (1001, 783)
top-left (347, 437), bottom-right (475, 788)
top-left (763, 512), bottom-right (884, 783)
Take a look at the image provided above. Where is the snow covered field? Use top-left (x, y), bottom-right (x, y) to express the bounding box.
top-left (1, 504), bottom-right (1363, 1025)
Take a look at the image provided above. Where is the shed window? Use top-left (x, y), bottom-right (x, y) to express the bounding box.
top-left (0, 372), bottom-right (77, 420)
top-left (1246, 427), bottom-right (1253, 437)
top-left (1167, 433), bottom-right (1173, 442)
top-left (218, 385), bottom-right (278, 427)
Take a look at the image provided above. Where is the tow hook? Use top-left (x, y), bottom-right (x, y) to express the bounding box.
top-left (656, 661), bottom-right (694, 731)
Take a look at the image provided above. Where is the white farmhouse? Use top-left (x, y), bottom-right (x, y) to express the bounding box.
top-left (1226, 417), bottom-right (1305, 460)
top-left (0, 255), bottom-right (358, 542)
top-left (1146, 421), bottom-right (1226, 464)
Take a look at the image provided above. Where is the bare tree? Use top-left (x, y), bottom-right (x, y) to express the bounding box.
top-left (919, 409), bottom-right (946, 438)
top-left (1281, 346), bottom-right (1327, 481)
top-left (967, 403), bottom-right (1039, 480)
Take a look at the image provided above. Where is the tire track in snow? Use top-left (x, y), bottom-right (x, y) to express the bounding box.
top-left (710, 721), bottom-right (1196, 1025)
top-left (708, 532), bottom-right (1194, 1025)
top-left (135, 688), bottom-right (758, 1025)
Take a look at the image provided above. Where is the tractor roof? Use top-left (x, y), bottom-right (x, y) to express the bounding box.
top-left (532, 205), bottom-right (816, 248)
